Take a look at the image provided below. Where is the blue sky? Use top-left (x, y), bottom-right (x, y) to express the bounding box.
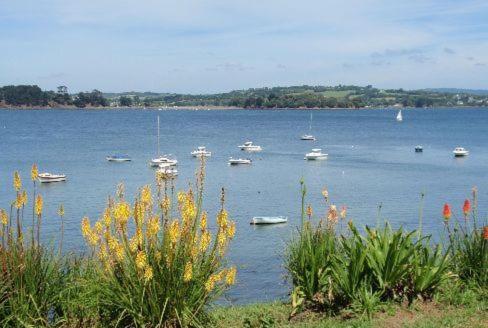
top-left (1, 0), bottom-right (487, 93)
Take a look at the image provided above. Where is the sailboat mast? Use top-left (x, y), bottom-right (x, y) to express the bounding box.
top-left (309, 112), bottom-right (313, 132)
top-left (157, 115), bottom-right (160, 156)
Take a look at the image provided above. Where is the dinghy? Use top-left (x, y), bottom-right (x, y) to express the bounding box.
top-left (106, 154), bottom-right (132, 162)
top-left (38, 173), bottom-right (67, 183)
top-left (250, 216), bottom-right (288, 225)
top-left (228, 157), bottom-right (252, 165)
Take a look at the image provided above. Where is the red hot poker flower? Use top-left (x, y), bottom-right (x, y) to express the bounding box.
top-left (443, 203), bottom-right (452, 221)
top-left (483, 226), bottom-right (488, 240)
top-left (462, 199), bottom-right (471, 217)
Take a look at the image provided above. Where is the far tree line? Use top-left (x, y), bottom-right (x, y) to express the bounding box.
top-left (1, 84), bottom-right (487, 109)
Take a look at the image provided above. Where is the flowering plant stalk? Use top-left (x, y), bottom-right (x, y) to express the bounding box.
top-left (81, 159), bottom-right (236, 327)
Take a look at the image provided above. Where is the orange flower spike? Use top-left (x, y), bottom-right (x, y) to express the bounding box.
top-left (462, 199), bottom-right (471, 217)
top-left (443, 203), bottom-right (451, 221)
top-left (483, 226), bottom-right (488, 240)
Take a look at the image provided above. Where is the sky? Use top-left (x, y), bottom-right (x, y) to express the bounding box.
top-left (0, 0), bottom-right (487, 93)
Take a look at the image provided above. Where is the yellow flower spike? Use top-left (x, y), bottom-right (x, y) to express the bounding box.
top-left (0, 209), bottom-right (7, 225)
top-left (94, 221), bottom-right (103, 235)
top-left (31, 164), bottom-right (38, 181)
top-left (114, 242), bottom-right (124, 261)
top-left (58, 204), bottom-right (65, 217)
top-left (183, 262), bottom-right (193, 282)
top-left (225, 267), bottom-right (237, 286)
top-left (177, 191), bottom-right (186, 205)
top-left (144, 266), bottom-right (153, 281)
top-left (168, 220), bottom-right (180, 245)
top-left (102, 207), bottom-right (111, 227)
top-left (205, 275), bottom-right (218, 292)
top-left (227, 221), bottom-right (236, 239)
top-left (15, 193), bottom-right (23, 209)
top-left (87, 231), bottom-right (99, 247)
top-left (217, 209), bottom-right (228, 229)
top-left (81, 216), bottom-right (91, 238)
top-left (21, 190), bottom-right (27, 206)
top-left (199, 212), bottom-right (208, 231)
top-left (129, 235), bottom-right (139, 253)
top-left (217, 230), bottom-right (227, 252)
top-left (135, 250), bottom-right (147, 270)
top-left (147, 216), bottom-right (160, 238)
top-left (13, 171), bottom-right (22, 191)
top-left (113, 201), bottom-right (131, 229)
top-left (199, 230), bottom-right (211, 253)
top-left (161, 195), bottom-right (170, 215)
top-left (35, 194), bottom-right (43, 216)
top-left (140, 185), bottom-right (152, 209)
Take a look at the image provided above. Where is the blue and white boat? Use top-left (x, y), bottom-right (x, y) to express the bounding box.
top-left (106, 154), bottom-right (132, 162)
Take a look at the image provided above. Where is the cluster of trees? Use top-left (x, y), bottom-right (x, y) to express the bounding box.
top-left (0, 85), bottom-right (109, 108)
top-left (73, 90), bottom-right (108, 108)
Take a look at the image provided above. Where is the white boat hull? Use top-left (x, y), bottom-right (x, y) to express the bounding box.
top-left (106, 157), bottom-right (131, 162)
top-left (228, 159), bottom-right (252, 165)
top-left (305, 154), bottom-right (327, 160)
top-left (150, 158), bottom-right (178, 167)
top-left (300, 135), bottom-right (316, 141)
top-left (240, 146), bottom-right (262, 152)
top-left (453, 151), bottom-right (469, 157)
top-left (250, 216), bottom-right (288, 225)
top-left (38, 174), bottom-right (67, 183)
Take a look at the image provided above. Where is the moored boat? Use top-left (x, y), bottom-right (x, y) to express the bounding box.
top-left (415, 145), bottom-right (423, 153)
top-left (191, 146), bottom-right (212, 157)
top-left (250, 216), bottom-right (288, 225)
top-left (238, 141), bottom-right (262, 152)
top-left (228, 157), bottom-right (252, 165)
top-left (150, 156), bottom-right (178, 167)
top-left (300, 112), bottom-right (316, 140)
top-left (106, 154), bottom-right (132, 162)
top-left (453, 147), bottom-right (469, 157)
top-left (396, 110), bottom-right (403, 122)
top-left (38, 173), bottom-right (67, 183)
top-left (304, 148), bottom-right (328, 160)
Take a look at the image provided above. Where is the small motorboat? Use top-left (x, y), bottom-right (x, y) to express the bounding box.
top-left (191, 146), bottom-right (212, 157)
top-left (396, 110), bottom-right (403, 122)
top-left (150, 156), bottom-right (178, 167)
top-left (304, 148), bottom-right (328, 160)
top-left (300, 135), bottom-right (316, 141)
top-left (228, 157), bottom-right (252, 165)
top-left (250, 216), bottom-right (288, 225)
top-left (415, 145), bottom-right (423, 153)
top-left (453, 147), bottom-right (469, 157)
top-left (106, 154), bottom-right (132, 162)
top-left (238, 141), bottom-right (262, 152)
top-left (38, 173), bottom-right (67, 183)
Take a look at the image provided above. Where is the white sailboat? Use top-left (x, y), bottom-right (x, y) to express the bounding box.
top-left (396, 110), bottom-right (403, 122)
top-left (150, 116), bottom-right (177, 167)
top-left (250, 216), bottom-right (288, 225)
top-left (301, 112), bottom-right (316, 140)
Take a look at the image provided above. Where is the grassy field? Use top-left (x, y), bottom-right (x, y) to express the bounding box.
top-left (211, 297), bottom-right (488, 328)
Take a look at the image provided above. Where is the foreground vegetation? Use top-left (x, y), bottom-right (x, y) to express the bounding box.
top-left (2, 84), bottom-right (488, 109)
top-left (0, 164), bottom-right (486, 326)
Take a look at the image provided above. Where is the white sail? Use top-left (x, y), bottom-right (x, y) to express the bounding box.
top-left (396, 110), bottom-right (403, 122)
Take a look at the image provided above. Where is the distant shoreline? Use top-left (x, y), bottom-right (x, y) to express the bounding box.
top-left (1, 105), bottom-right (487, 111)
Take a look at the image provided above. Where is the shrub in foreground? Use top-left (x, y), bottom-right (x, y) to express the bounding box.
top-left (0, 167), bottom-right (65, 326)
top-left (286, 183), bottom-right (452, 317)
top-left (79, 162), bottom-right (237, 326)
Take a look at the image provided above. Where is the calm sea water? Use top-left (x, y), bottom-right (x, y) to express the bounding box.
top-left (0, 108), bottom-right (487, 304)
